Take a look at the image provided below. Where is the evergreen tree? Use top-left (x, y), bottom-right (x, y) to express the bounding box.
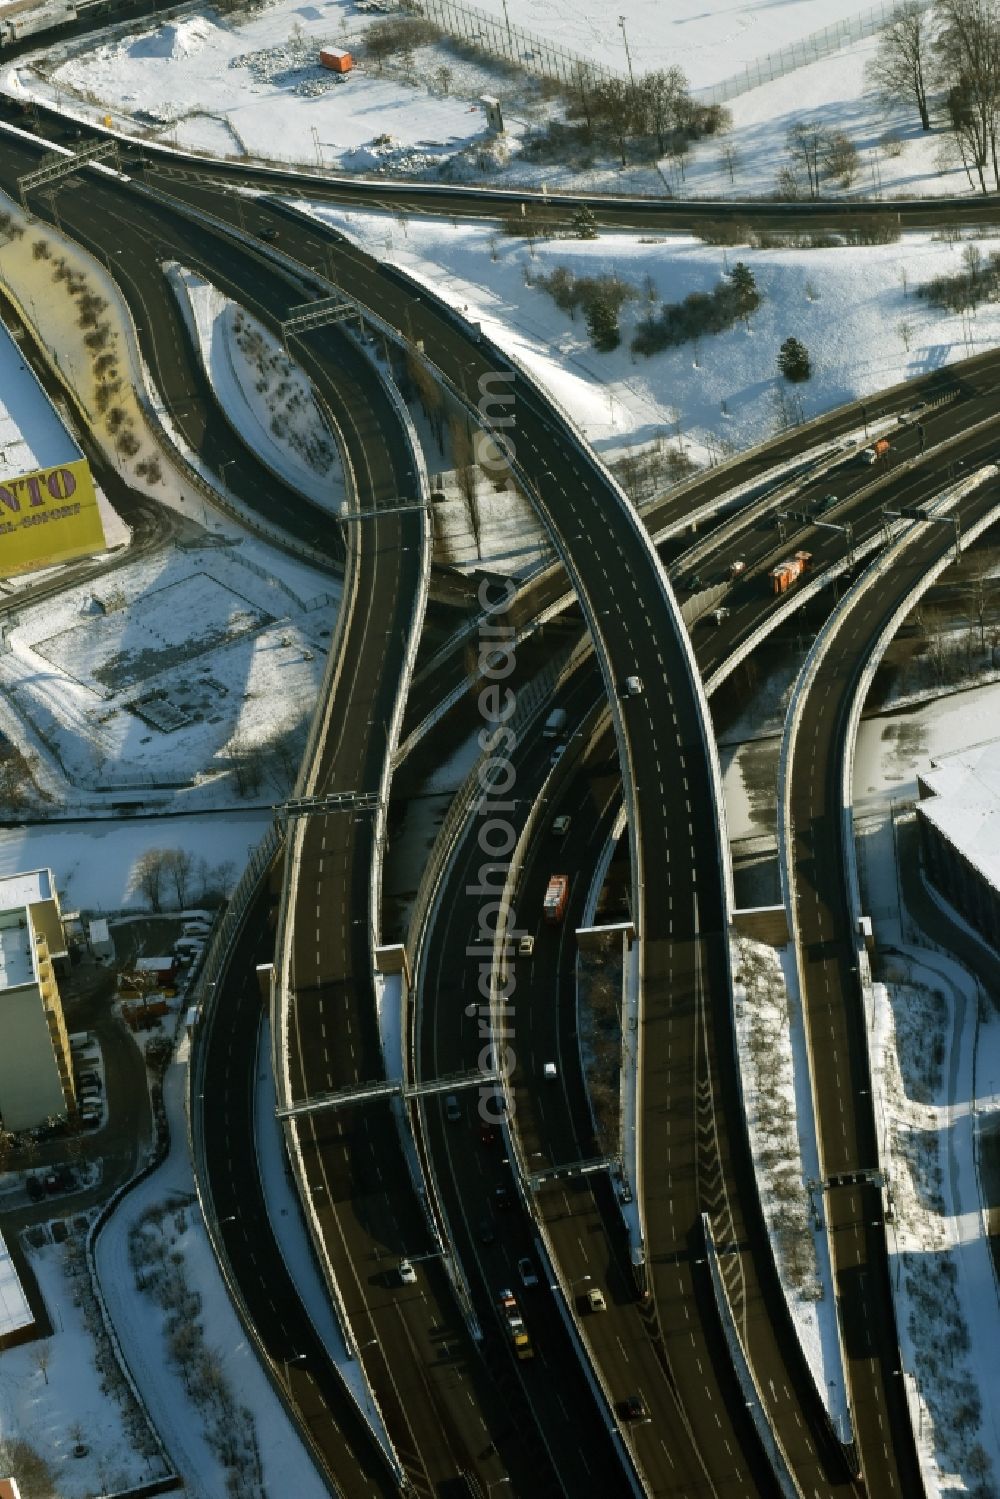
top-left (571, 204), bottom-right (599, 240)
top-left (778, 335), bottom-right (812, 383)
top-left (729, 261), bottom-right (761, 319)
top-left (585, 297), bottom-right (621, 351)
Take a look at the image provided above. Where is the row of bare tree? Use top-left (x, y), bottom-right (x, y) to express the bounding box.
top-left (869, 0), bottom-right (1000, 193)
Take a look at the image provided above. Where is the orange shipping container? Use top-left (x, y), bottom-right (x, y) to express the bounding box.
top-left (320, 47), bottom-right (353, 73)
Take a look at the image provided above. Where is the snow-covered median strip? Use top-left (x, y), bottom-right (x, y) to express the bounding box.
top-left (169, 265), bottom-right (346, 514)
top-left (873, 952), bottom-right (1000, 1498)
top-left (732, 936), bottom-right (849, 1430)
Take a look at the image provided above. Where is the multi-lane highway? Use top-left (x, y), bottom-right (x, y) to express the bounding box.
top-left (786, 473), bottom-right (1000, 1499)
top-left (4, 105), bottom-right (996, 1498)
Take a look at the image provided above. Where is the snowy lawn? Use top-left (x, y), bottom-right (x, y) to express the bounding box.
top-left (0, 542), bottom-right (331, 806)
top-left (0, 1236), bottom-right (168, 1496)
top-left (304, 206), bottom-right (1000, 466)
top-left (680, 36), bottom-right (976, 201)
top-left (0, 809), bottom-right (272, 913)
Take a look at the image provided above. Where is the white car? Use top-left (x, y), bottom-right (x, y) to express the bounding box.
top-left (518, 934), bottom-right (535, 957)
top-left (621, 675), bottom-right (643, 697)
top-left (543, 1062), bottom-right (557, 1082)
top-left (552, 815), bottom-right (571, 836)
top-left (398, 1259), bottom-right (417, 1285)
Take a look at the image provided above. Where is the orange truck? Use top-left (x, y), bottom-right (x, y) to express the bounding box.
top-left (543, 875), bottom-right (569, 925)
top-left (770, 550), bottom-right (812, 596)
top-left (861, 437), bottom-right (890, 464)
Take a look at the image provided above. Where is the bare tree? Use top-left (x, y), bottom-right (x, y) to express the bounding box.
top-left (33, 1344), bottom-right (51, 1385)
top-left (786, 121), bottom-right (827, 197)
top-left (133, 849), bottom-right (167, 912)
top-left (448, 414), bottom-right (482, 561)
top-left (867, 2), bottom-right (934, 129)
top-left (720, 138), bottom-right (740, 184)
top-left (935, 0), bottom-right (1000, 193)
top-left (163, 848), bottom-right (194, 908)
top-left (822, 130), bottom-right (860, 186)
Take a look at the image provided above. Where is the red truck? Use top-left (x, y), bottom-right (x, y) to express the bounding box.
top-left (543, 874), bottom-right (569, 925)
top-left (770, 550), bottom-right (812, 596)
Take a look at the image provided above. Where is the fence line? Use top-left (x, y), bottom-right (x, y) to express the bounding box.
top-left (405, 0), bottom-right (618, 89)
top-left (697, 0), bottom-right (932, 105)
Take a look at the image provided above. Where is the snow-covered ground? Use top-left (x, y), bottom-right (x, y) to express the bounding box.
top-left (855, 678), bottom-right (1000, 819)
top-left (304, 205), bottom-right (1000, 466)
top-left (4, 0), bottom-right (989, 206)
top-left (465, 0), bottom-right (879, 91)
top-left (0, 1237), bottom-right (164, 1496)
top-left (732, 937), bottom-right (849, 1432)
top-left (0, 540), bottom-right (330, 805)
top-left (873, 950), bottom-right (1000, 1496)
top-left (13, 6), bottom-right (497, 173)
top-left (170, 266), bottom-right (347, 514)
top-left (0, 810), bottom-right (271, 912)
top-left (94, 1034), bottom-right (328, 1496)
top-left (680, 36), bottom-right (970, 201)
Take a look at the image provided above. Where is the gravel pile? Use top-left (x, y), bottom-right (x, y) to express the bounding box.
top-left (229, 38), bottom-right (347, 96)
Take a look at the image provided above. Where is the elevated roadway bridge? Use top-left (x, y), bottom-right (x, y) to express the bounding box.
top-left (7, 119), bottom-right (998, 1495)
top-left (404, 417), bottom-right (1000, 1499)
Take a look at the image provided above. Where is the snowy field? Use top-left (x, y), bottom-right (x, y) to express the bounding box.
top-left (680, 37), bottom-right (972, 201)
top-left (0, 810), bottom-right (272, 912)
top-left (2, 0), bottom-right (978, 201)
top-left (471, 0), bottom-right (878, 91)
top-left (308, 204), bottom-right (1000, 464)
top-left (0, 541), bottom-right (331, 805)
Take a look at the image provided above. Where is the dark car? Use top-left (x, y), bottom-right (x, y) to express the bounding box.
top-left (478, 1123), bottom-right (497, 1148)
top-left (260, 226), bottom-right (278, 242)
top-left (494, 1184), bottom-right (512, 1210)
top-left (619, 1394), bottom-right (648, 1422)
top-left (25, 1175), bottom-right (44, 1203)
top-left (478, 1217), bottom-right (496, 1245)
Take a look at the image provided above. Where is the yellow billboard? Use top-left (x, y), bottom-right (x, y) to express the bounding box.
top-left (0, 458), bottom-right (106, 578)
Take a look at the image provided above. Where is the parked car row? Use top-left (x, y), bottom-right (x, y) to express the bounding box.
top-left (73, 1052), bottom-right (104, 1129)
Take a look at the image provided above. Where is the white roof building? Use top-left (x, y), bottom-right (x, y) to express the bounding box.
top-left (917, 737), bottom-right (1000, 947)
top-left (0, 1234), bottom-right (32, 1348)
top-left (918, 738), bottom-right (1000, 891)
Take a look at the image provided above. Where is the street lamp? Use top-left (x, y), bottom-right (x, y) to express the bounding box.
top-left (219, 459), bottom-right (235, 488)
top-left (618, 16), bottom-right (636, 92)
top-left (554, 1272), bottom-right (591, 1293)
top-left (486, 1480), bottom-right (511, 1495)
top-left (282, 1352), bottom-right (307, 1385)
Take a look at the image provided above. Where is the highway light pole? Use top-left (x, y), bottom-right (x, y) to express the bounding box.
top-left (282, 1352), bottom-right (307, 1387)
top-left (618, 16), bottom-right (636, 92)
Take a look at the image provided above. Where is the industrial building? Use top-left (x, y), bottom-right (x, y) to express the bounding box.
top-left (0, 868), bottom-right (75, 1131)
top-left (917, 739), bottom-right (1000, 950)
